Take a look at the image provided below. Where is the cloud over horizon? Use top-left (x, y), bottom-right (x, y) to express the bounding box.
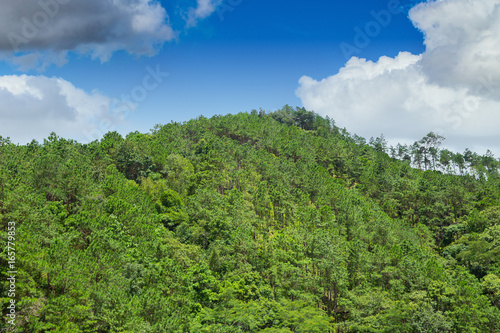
top-left (297, 0), bottom-right (500, 155)
top-left (0, 74), bottom-right (124, 144)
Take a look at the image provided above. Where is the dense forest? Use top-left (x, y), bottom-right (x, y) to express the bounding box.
top-left (1, 106), bottom-right (500, 332)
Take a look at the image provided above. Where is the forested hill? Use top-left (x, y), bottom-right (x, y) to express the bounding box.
top-left (1, 106), bottom-right (500, 332)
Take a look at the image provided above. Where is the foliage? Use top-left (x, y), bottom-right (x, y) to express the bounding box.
top-left (1, 107), bottom-right (500, 332)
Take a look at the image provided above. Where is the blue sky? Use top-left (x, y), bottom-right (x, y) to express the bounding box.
top-left (0, 0), bottom-right (499, 156)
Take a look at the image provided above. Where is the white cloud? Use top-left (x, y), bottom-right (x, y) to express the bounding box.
top-left (0, 75), bottom-right (125, 144)
top-left (0, 0), bottom-right (176, 67)
top-left (412, 0), bottom-right (500, 88)
top-left (296, 0), bottom-right (500, 156)
top-left (185, 0), bottom-right (221, 28)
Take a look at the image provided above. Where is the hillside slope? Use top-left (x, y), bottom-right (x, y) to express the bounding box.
top-left (1, 107), bottom-right (500, 332)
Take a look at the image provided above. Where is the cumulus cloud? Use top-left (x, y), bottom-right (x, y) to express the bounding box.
top-left (0, 74), bottom-right (127, 144)
top-left (185, 0), bottom-right (221, 28)
top-left (0, 0), bottom-right (176, 66)
top-left (412, 0), bottom-right (500, 88)
top-left (296, 0), bottom-right (500, 155)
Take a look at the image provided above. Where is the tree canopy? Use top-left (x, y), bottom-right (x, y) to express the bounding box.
top-left (1, 106), bottom-right (500, 332)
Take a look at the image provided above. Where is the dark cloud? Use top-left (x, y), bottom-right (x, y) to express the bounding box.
top-left (0, 0), bottom-right (175, 61)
